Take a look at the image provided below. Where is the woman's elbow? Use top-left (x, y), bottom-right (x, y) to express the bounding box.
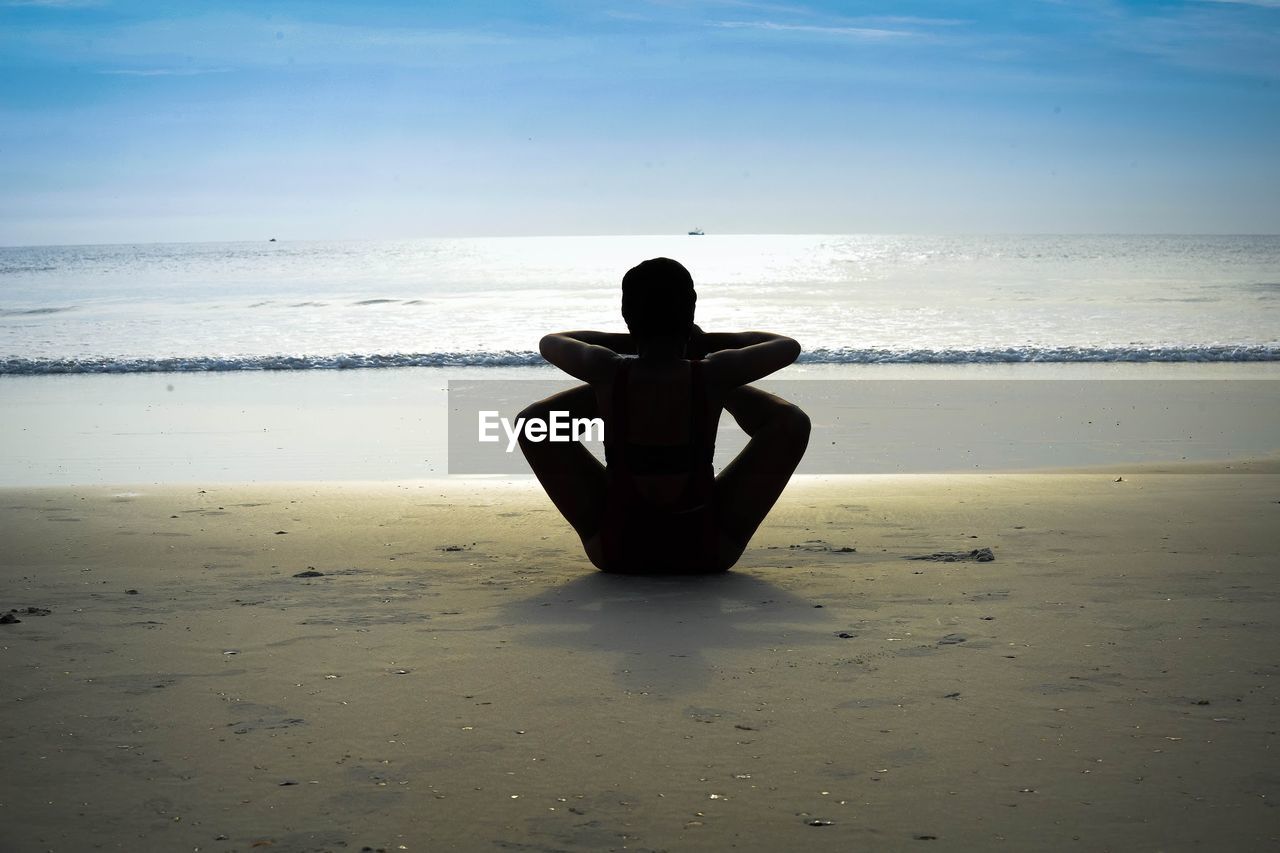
top-left (781, 336), bottom-right (801, 365)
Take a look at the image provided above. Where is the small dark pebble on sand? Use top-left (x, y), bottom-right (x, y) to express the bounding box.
top-left (938, 634), bottom-right (967, 645)
top-left (807, 819), bottom-right (834, 827)
top-left (126, 589), bottom-right (139, 595)
top-left (980, 616), bottom-right (995, 620)
top-left (293, 569), bottom-right (324, 578)
top-left (278, 780), bottom-right (298, 786)
top-left (916, 835), bottom-right (938, 841)
top-left (837, 632), bottom-right (855, 639)
top-left (943, 692), bottom-right (961, 699)
top-left (440, 544), bottom-right (472, 551)
top-left (1195, 699), bottom-right (1211, 705)
top-left (274, 530), bottom-right (288, 535)
top-left (0, 613), bottom-right (20, 624)
top-left (906, 548), bottom-right (994, 563)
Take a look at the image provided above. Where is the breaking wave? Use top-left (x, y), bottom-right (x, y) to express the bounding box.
top-left (2, 344), bottom-right (1278, 375)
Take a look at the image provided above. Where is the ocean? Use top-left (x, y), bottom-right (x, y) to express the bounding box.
top-left (2, 234), bottom-right (1278, 373)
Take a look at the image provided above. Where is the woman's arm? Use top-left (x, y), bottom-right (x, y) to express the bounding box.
top-left (691, 328), bottom-right (786, 356)
top-left (700, 330), bottom-right (801, 388)
top-left (556, 330), bottom-right (635, 354)
top-left (539, 332), bottom-right (621, 383)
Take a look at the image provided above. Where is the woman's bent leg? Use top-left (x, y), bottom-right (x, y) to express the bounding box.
top-left (517, 385), bottom-right (608, 560)
top-left (713, 386), bottom-right (811, 566)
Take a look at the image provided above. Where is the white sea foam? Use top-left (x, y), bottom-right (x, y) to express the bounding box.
top-left (3, 345), bottom-right (1277, 375)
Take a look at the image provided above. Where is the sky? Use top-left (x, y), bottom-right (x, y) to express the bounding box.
top-left (1, 0), bottom-right (1278, 244)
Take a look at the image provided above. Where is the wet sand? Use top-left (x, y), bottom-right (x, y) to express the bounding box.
top-left (2, 466), bottom-right (1278, 851)
top-left (5, 363), bottom-right (1278, 486)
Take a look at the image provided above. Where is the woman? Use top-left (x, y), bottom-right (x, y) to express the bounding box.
top-left (519, 257), bottom-right (809, 573)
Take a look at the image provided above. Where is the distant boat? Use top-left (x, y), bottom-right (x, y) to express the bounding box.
top-left (268, 237), bottom-right (277, 242)
top-left (688, 227), bottom-right (704, 236)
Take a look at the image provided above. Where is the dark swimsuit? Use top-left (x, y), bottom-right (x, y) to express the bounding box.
top-left (599, 358), bottom-right (722, 574)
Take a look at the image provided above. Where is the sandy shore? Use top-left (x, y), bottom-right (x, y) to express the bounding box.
top-left (5, 364), bottom-right (1278, 485)
top-left (2, 468), bottom-right (1278, 851)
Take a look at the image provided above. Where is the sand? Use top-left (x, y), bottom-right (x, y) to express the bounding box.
top-left (5, 364), bottom-right (1278, 486)
top-left (2, 468), bottom-right (1278, 851)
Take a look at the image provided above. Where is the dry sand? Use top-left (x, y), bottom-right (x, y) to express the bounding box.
top-left (2, 467), bottom-right (1278, 851)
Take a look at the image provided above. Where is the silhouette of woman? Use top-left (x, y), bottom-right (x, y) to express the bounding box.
top-left (519, 257), bottom-right (810, 573)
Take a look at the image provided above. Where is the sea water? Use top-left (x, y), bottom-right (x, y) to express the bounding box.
top-left (2, 234), bottom-right (1278, 372)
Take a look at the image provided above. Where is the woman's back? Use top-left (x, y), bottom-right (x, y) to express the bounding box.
top-left (600, 357), bottom-right (720, 508)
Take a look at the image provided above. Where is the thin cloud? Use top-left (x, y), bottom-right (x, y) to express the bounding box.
top-left (1105, 2), bottom-right (1280, 79)
top-left (706, 0), bottom-right (816, 14)
top-left (1198, 0), bottom-right (1280, 7)
top-left (2, 0), bottom-right (103, 6)
top-left (651, 0), bottom-right (818, 15)
top-left (856, 16), bottom-right (967, 27)
top-left (713, 20), bottom-right (917, 40)
top-left (97, 67), bottom-right (232, 76)
top-left (3, 14), bottom-right (579, 71)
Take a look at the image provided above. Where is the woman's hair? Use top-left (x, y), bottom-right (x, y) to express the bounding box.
top-left (621, 257), bottom-right (696, 339)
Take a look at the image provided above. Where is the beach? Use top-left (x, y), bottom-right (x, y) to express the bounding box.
top-left (6, 0), bottom-right (1280, 844)
top-left (3, 465), bottom-right (1278, 851)
top-left (2, 234), bottom-right (1277, 850)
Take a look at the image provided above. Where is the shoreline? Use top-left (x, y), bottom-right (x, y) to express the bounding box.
top-left (3, 364), bottom-right (1278, 487)
top-left (3, 451), bottom-right (1279, 496)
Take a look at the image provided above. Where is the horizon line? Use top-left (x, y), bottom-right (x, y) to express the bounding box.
top-left (4, 230), bottom-right (1280, 250)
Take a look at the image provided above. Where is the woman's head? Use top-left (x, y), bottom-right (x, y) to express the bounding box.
top-left (621, 257), bottom-right (696, 342)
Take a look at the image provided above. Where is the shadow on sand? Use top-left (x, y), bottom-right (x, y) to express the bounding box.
top-left (499, 571), bottom-right (838, 694)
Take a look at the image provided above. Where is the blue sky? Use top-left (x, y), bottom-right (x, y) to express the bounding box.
top-left (1, 0), bottom-right (1278, 244)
